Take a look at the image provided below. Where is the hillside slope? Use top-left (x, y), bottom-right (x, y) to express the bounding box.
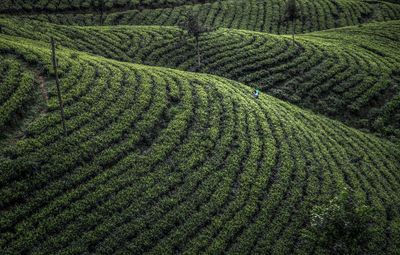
top-left (1, 17), bottom-right (398, 138)
top-left (0, 34), bottom-right (400, 254)
top-left (0, 55), bottom-right (37, 132)
top-left (0, 0), bottom-right (217, 14)
top-left (16, 0), bottom-right (400, 33)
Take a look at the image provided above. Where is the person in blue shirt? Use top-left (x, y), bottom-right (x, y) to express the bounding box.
top-left (253, 88), bottom-right (260, 98)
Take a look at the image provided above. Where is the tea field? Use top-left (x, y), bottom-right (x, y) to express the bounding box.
top-left (22, 0), bottom-right (400, 33)
top-left (0, 0), bottom-right (400, 254)
top-left (1, 16), bottom-right (399, 138)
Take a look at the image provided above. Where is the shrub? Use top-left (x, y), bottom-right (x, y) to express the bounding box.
top-left (301, 189), bottom-right (381, 255)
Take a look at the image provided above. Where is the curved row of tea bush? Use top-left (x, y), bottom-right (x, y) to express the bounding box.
top-left (1, 17), bottom-right (398, 138)
top-left (19, 0), bottom-right (400, 33)
top-left (0, 0), bottom-right (217, 14)
top-left (0, 34), bottom-right (399, 254)
top-left (0, 55), bottom-right (36, 131)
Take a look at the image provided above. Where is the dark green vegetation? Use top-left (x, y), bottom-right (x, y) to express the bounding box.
top-left (1, 17), bottom-right (399, 138)
top-left (302, 189), bottom-right (398, 255)
top-left (179, 11), bottom-right (214, 69)
top-left (0, 0), bottom-right (400, 254)
top-left (0, 0), bottom-right (216, 13)
top-left (0, 55), bottom-right (36, 131)
top-left (24, 0), bottom-right (400, 33)
top-left (1, 33), bottom-right (400, 254)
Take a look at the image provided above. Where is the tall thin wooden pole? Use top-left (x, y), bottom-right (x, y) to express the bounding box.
top-left (51, 37), bottom-right (67, 136)
top-left (292, 19), bottom-right (295, 45)
top-left (196, 36), bottom-right (201, 70)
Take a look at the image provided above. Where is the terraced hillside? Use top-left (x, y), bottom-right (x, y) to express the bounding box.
top-left (1, 17), bottom-right (399, 138)
top-left (22, 0), bottom-right (400, 33)
top-left (0, 34), bottom-right (400, 254)
top-left (0, 0), bottom-right (217, 14)
top-left (1, 0), bottom-right (400, 254)
top-left (0, 55), bottom-right (37, 132)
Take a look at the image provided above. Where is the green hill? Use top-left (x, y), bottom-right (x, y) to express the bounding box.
top-left (0, 55), bottom-right (37, 132)
top-left (0, 34), bottom-right (399, 254)
top-left (0, 0), bottom-right (215, 14)
top-left (19, 0), bottom-right (400, 33)
top-left (1, 0), bottom-right (400, 254)
top-left (1, 17), bottom-right (398, 138)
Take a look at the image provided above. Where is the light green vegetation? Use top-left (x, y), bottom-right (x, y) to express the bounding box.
top-left (0, 34), bottom-right (399, 254)
top-left (1, 0), bottom-right (400, 254)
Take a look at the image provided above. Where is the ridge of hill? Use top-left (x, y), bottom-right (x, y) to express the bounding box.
top-left (0, 33), bottom-right (399, 254)
top-left (1, 17), bottom-right (398, 139)
top-left (0, 0), bottom-right (217, 14)
top-left (13, 0), bottom-right (400, 33)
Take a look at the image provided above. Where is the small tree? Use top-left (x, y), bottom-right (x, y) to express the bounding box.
top-left (99, 0), bottom-right (105, 25)
top-left (283, 0), bottom-right (300, 45)
top-left (302, 189), bottom-right (381, 255)
top-left (179, 11), bottom-right (212, 70)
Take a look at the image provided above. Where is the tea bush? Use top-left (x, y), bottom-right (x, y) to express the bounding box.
top-left (0, 34), bottom-right (399, 254)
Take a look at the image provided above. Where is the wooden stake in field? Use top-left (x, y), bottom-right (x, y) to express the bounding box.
top-left (50, 37), bottom-right (67, 136)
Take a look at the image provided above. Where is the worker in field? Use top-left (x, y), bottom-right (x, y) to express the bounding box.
top-left (253, 82), bottom-right (267, 98)
top-left (253, 88), bottom-right (260, 98)
top-left (253, 87), bottom-right (260, 98)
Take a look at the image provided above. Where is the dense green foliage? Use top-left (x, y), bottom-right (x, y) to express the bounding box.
top-left (0, 34), bottom-right (399, 254)
top-left (19, 0), bottom-right (400, 33)
top-left (0, 55), bottom-right (36, 132)
top-left (179, 11), bottom-right (213, 69)
top-left (1, 17), bottom-right (398, 138)
top-left (283, 0), bottom-right (300, 43)
top-left (1, 0), bottom-right (399, 254)
top-left (302, 188), bottom-right (393, 254)
top-left (0, 0), bottom-right (216, 13)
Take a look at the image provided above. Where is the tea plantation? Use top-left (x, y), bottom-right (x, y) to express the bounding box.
top-left (1, 16), bottom-right (399, 138)
top-left (0, 0), bottom-right (400, 254)
top-left (0, 0), bottom-right (215, 13)
top-left (22, 0), bottom-right (400, 32)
